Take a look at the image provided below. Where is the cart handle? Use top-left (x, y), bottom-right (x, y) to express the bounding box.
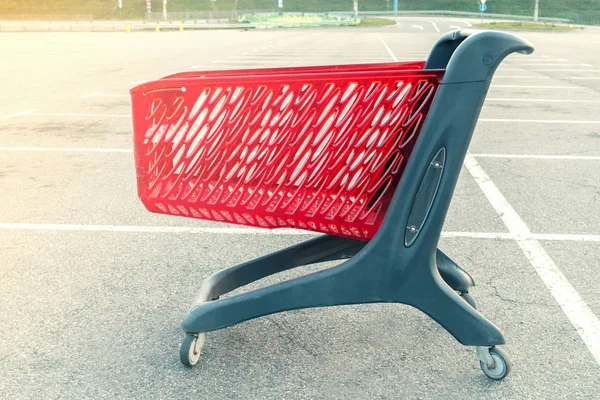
top-left (425, 29), bottom-right (534, 84)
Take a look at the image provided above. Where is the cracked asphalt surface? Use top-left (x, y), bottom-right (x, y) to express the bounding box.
top-left (1, 21), bottom-right (599, 399)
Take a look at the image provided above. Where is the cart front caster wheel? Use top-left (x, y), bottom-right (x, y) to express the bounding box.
top-left (180, 333), bottom-right (205, 367)
top-left (480, 347), bottom-right (512, 380)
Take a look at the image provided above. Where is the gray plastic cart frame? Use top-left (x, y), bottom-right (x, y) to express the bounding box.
top-left (178, 30), bottom-right (534, 380)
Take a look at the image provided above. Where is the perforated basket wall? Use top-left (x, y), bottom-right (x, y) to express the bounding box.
top-left (131, 63), bottom-right (443, 240)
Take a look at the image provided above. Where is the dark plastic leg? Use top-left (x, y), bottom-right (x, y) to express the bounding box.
top-left (187, 234), bottom-right (365, 306)
top-left (436, 249), bottom-right (475, 293)
top-left (183, 257), bottom-right (372, 333)
top-left (183, 238), bottom-right (503, 347)
top-left (398, 262), bottom-right (504, 346)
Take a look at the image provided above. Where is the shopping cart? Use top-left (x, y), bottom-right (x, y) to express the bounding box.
top-left (131, 30), bottom-right (534, 380)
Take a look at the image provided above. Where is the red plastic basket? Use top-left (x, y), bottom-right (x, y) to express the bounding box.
top-left (131, 62), bottom-right (443, 240)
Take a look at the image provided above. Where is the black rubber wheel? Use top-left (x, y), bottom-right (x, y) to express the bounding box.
top-left (180, 334), bottom-right (203, 367)
top-left (480, 347), bottom-right (512, 380)
top-left (460, 292), bottom-right (477, 309)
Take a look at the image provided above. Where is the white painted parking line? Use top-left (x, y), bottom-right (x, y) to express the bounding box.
top-left (471, 153), bottom-right (600, 161)
top-left (428, 20), bottom-right (440, 32)
top-left (376, 33), bottom-right (398, 62)
top-left (0, 223), bottom-right (313, 235)
top-left (28, 112), bottom-right (130, 118)
top-left (495, 76), bottom-right (600, 80)
top-left (532, 234), bottom-right (600, 242)
top-left (0, 109), bottom-right (36, 119)
top-left (1, 222), bottom-right (599, 243)
top-left (81, 92), bottom-right (129, 98)
top-left (494, 76), bottom-right (551, 79)
top-left (479, 118), bottom-right (600, 124)
top-left (449, 25), bottom-right (461, 30)
top-left (507, 62), bottom-right (571, 66)
top-left (411, 25), bottom-right (424, 30)
top-left (465, 155), bottom-right (600, 365)
top-left (486, 98), bottom-right (600, 103)
top-left (132, 80), bottom-right (148, 85)
top-left (0, 147), bottom-right (133, 153)
top-left (451, 19), bottom-right (472, 27)
top-left (491, 85), bottom-right (590, 89)
top-left (80, 92), bottom-right (101, 98)
top-left (502, 69), bottom-right (600, 72)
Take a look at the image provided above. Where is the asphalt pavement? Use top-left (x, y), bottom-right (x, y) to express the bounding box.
top-left (1, 19), bottom-right (599, 399)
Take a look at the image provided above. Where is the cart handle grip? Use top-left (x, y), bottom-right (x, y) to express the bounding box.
top-left (435, 29), bottom-right (534, 84)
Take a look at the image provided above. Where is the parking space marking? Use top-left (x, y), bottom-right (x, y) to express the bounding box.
top-left (81, 92), bottom-right (129, 98)
top-left (480, 118), bottom-right (600, 124)
top-left (495, 76), bottom-right (600, 80)
top-left (502, 69), bottom-right (599, 72)
top-left (472, 154), bottom-right (600, 160)
top-left (451, 19), bottom-right (472, 27)
top-left (486, 98), bottom-right (600, 103)
top-left (0, 223), bottom-right (312, 235)
top-left (449, 25), bottom-right (461, 30)
top-left (465, 155), bottom-right (600, 365)
top-left (1, 222), bottom-right (599, 243)
top-left (0, 109), bottom-right (36, 119)
top-left (428, 20), bottom-right (440, 32)
top-left (376, 33), bottom-right (398, 62)
top-left (532, 234), bottom-right (600, 242)
top-left (80, 92), bottom-right (101, 98)
top-left (492, 85), bottom-right (590, 89)
top-left (0, 147), bottom-right (133, 153)
top-left (411, 25), bottom-right (424, 31)
top-left (11, 116), bottom-right (598, 124)
top-left (28, 112), bottom-right (130, 118)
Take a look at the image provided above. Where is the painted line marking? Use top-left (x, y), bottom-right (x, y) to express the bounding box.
top-left (0, 223), bottom-right (599, 243)
top-left (3, 147), bottom-right (597, 162)
top-left (495, 76), bottom-right (600, 80)
top-left (582, 63), bottom-right (592, 67)
top-left (411, 24), bottom-right (424, 30)
top-left (508, 61), bottom-right (569, 65)
top-left (81, 92), bottom-right (129, 99)
top-left (428, 20), bottom-right (440, 32)
top-left (491, 85), bottom-right (590, 89)
top-left (0, 147), bottom-right (133, 153)
top-left (28, 112), bottom-right (130, 118)
top-left (450, 19), bottom-right (472, 27)
top-left (502, 69), bottom-right (599, 72)
top-left (486, 98), bottom-right (600, 103)
top-left (449, 25), bottom-right (461, 30)
top-left (465, 155), bottom-right (600, 365)
top-left (376, 33), bottom-right (398, 62)
top-left (212, 60), bottom-right (223, 63)
top-left (191, 64), bottom-right (204, 69)
top-left (80, 92), bottom-right (101, 98)
top-left (471, 153), bottom-right (600, 161)
top-left (479, 118), bottom-right (600, 124)
top-left (531, 233), bottom-right (600, 242)
top-left (0, 109), bottom-right (37, 119)
top-left (131, 80), bottom-right (148, 85)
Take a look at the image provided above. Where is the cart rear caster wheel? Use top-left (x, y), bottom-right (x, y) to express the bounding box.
top-left (460, 292), bottom-right (476, 309)
top-left (180, 333), bottom-right (205, 367)
top-left (479, 347), bottom-right (512, 380)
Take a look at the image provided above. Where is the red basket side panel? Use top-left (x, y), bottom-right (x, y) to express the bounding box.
top-left (132, 69), bottom-right (442, 240)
